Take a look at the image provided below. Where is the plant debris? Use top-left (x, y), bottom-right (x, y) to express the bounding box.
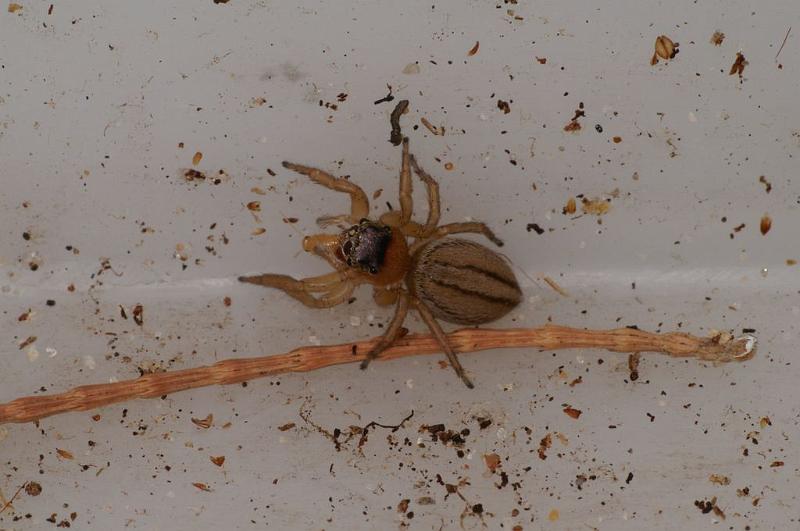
top-left (563, 197), bottom-right (576, 215)
top-left (191, 414), bottom-right (213, 429)
top-left (373, 84), bottom-right (395, 105)
top-left (729, 52), bottom-right (747, 79)
top-left (467, 41), bottom-right (480, 56)
top-left (628, 353), bottom-right (641, 381)
top-left (132, 304), bottom-right (144, 326)
top-left (564, 102), bottom-right (585, 132)
top-left (389, 99), bottom-right (409, 145)
top-left (651, 35), bottom-right (678, 65)
top-left (563, 406), bottom-right (582, 419)
top-left (760, 215), bottom-right (772, 235)
top-left (209, 455), bottom-right (225, 467)
top-left (710, 31), bottom-right (725, 46)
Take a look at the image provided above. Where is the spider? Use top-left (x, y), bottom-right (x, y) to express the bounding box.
top-left (239, 137), bottom-right (522, 387)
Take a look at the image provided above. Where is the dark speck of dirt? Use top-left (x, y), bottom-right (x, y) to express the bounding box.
top-left (526, 223), bottom-right (545, 235)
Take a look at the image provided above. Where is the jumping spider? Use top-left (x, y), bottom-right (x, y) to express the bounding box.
top-left (240, 138), bottom-right (521, 387)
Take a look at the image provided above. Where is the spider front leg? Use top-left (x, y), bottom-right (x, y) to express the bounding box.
top-left (238, 270), bottom-right (356, 309)
top-left (408, 154), bottom-right (440, 236)
top-left (360, 289), bottom-right (410, 370)
top-left (398, 137), bottom-right (413, 225)
top-left (281, 161), bottom-right (369, 224)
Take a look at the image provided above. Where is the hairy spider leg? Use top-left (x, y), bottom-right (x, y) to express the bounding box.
top-left (238, 271), bottom-right (356, 309)
top-left (413, 297), bottom-right (474, 388)
top-left (281, 161), bottom-right (369, 224)
top-left (359, 290), bottom-right (410, 370)
top-left (409, 222), bottom-right (504, 255)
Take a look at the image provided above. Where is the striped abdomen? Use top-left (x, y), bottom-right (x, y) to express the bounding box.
top-left (407, 238), bottom-right (522, 325)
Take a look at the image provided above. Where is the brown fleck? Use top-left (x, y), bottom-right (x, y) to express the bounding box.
top-left (710, 31), bottom-right (725, 46)
top-left (760, 215), bottom-right (772, 235)
top-left (467, 41), bottom-right (480, 56)
top-left (563, 197), bottom-right (576, 215)
top-left (483, 453), bottom-right (501, 472)
top-left (246, 201), bottom-right (261, 212)
top-left (132, 304), bottom-right (144, 326)
top-left (497, 99), bottom-right (511, 114)
top-left (91, 414), bottom-right (101, 422)
top-left (249, 97), bottom-right (267, 107)
top-left (192, 482), bottom-right (212, 491)
top-left (250, 186), bottom-right (267, 195)
top-left (536, 57), bottom-right (547, 64)
top-left (56, 448), bottom-right (74, 460)
top-left (628, 352), bottom-right (641, 381)
top-left (581, 197), bottom-right (610, 216)
top-left (192, 152), bottom-right (203, 166)
top-left (184, 169), bottom-right (207, 181)
top-left (209, 455), bottom-right (225, 467)
top-left (787, 259), bottom-right (797, 266)
top-left (548, 509), bottom-right (559, 521)
top-left (7, 3), bottom-right (22, 13)
top-left (251, 227), bottom-right (266, 235)
top-left (282, 217), bottom-right (299, 224)
top-left (568, 376), bottom-right (583, 387)
top-left (770, 460), bottom-right (784, 467)
top-left (563, 407), bottom-right (582, 419)
top-left (18, 336), bottom-right (37, 350)
top-left (709, 474), bottom-right (730, 486)
top-left (18, 309), bottom-right (32, 321)
top-left (223, 296), bottom-right (232, 307)
top-left (758, 175), bottom-right (772, 193)
top-left (760, 416), bottom-right (772, 428)
top-left (612, 136), bottom-right (622, 143)
top-left (397, 499), bottom-right (410, 513)
top-left (24, 481), bottom-right (42, 496)
top-left (444, 162), bottom-right (454, 171)
top-left (191, 414), bottom-right (213, 429)
top-left (277, 422), bottom-right (296, 431)
top-left (538, 433), bottom-right (552, 460)
top-left (729, 52), bottom-right (747, 79)
top-left (372, 188), bottom-right (383, 200)
top-left (564, 104), bottom-right (585, 132)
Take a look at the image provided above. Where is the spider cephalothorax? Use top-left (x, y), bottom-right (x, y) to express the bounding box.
top-left (340, 220), bottom-right (392, 274)
top-left (239, 137), bottom-right (521, 387)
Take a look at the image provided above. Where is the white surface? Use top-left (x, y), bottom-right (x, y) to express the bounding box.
top-left (1, 1), bottom-right (798, 529)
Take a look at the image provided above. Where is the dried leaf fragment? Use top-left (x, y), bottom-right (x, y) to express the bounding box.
top-left (709, 474), bottom-right (730, 486)
top-left (467, 41), bottom-right (480, 56)
top-left (191, 414), bottom-right (213, 429)
top-left (192, 152), bottom-right (203, 166)
top-left (652, 35), bottom-right (678, 65)
top-left (483, 453), bottom-right (501, 472)
top-left (209, 455), bottom-right (225, 467)
top-left (278, 422), bottom-right (296, 431)
top-left (246, 201), bottom-right (261, 212)
top-left (711, 31), bottom-right (725, 46)
top-left (420, 117), bottom-right (443, 135)
top-left (18, 336), bottom-right (37, 350)
top-left (25, 481), bottom-right (42, 496)
top-left (760, 215), bottom-right (772, 235)
top-left (397, 499), bottom-right (410, 513)
top-left (760, 416), bottom-right (772, 428)
top-left (56, 448), bottom-right (74, 460)
top-left (538, 433), bottom-right (552, 460)
top-left (132, 304), bottom-right (144, 326)
top-left (497, 99), bottom-right (511, 114)
top-left (192, 482), bottom-right (212, 492)
top-left (563, 197), bottom-right (576, 215)
top-left (581, 197), bottom-right (610, 215)
top-left (251, 227), bottom-right (266, 235)
top-left (563, 406), bottom-right (582, 419)
top-left (729, 52), bottom-right (747, 78)
top-left (8, 3), bottom-right (22, 13)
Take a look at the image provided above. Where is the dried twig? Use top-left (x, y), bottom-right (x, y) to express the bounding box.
top-left (776, 27), bottom-right (791, 60)
top-left (0, 325), bottom-right (755, 425)
top-left (389, 99), bottom-right (409, 145)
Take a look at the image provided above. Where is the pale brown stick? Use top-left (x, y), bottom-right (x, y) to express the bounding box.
top-left (0, 325), bottom-right (755, 425)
